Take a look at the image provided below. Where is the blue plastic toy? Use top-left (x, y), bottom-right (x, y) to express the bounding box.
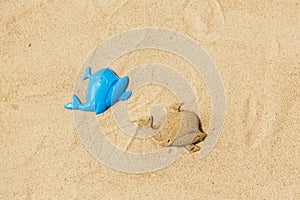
top-left (64, 67), bottom-right (131, 115)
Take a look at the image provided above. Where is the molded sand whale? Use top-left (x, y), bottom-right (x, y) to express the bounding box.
top-left (64, 67), bottom-right (131, 115)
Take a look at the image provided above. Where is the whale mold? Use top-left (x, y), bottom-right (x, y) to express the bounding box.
top-left (64, 67), bottom-right (132, 115)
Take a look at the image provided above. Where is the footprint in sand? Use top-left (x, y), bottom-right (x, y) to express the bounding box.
top-left (183, 0), bottom-right (224, 43)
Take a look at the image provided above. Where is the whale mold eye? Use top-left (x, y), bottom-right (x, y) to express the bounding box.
top-left (100, 76), bottom-right (108, 85)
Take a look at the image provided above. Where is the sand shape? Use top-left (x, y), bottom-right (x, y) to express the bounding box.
top-left (152, 103), bottom-right (206, 153)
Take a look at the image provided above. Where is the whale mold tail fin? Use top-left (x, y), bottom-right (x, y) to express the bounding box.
top-left (64, 95), bottom-right (81, 110)
top-left (83, 67), bottom-right (91, 80)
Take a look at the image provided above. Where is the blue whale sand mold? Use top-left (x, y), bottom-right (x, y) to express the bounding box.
top-left (64, 67), bottom-right (131, 115)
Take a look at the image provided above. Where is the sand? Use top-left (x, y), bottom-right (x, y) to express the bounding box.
top-left (0, 0), bottom-right (299, 199)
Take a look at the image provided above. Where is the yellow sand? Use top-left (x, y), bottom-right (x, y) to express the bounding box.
top-left (0, 0), bottom-right (299, 199)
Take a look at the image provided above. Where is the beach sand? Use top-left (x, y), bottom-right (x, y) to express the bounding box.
top-left (0, 0), bottom-right (299, 199)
